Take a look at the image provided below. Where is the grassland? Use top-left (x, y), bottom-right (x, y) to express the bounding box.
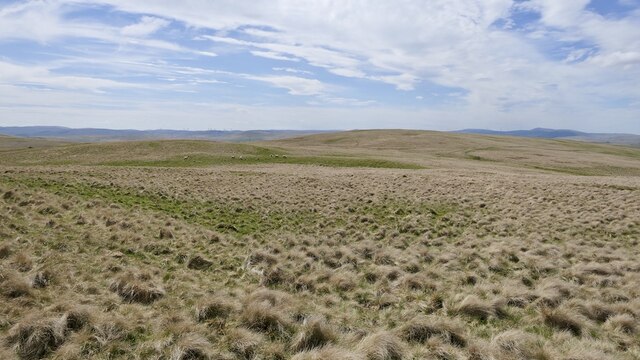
top-left (0, 130), bottom-right (639, 359)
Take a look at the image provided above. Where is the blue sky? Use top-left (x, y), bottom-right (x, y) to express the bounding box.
top-left (0, 0), bottom-right (639, 132)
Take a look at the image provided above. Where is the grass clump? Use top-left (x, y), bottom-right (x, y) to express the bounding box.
top-left (109, 273), bottom-right (164, 304)
top-left (195, 296), bottom-right (236, 322)
top-left (455, 295), bottom-right (507, 321)
top-left (541, 308), bottom-right (584, 336)
top-left (491, 330), bottom-right (551, 360)
top-left (227, 328), bottom-right (263, 359)
top-left (240, 290), bottom-right (294, 336)
top-left (357, 331), bottom-right (406, 360)
top-left (291, 317), bottom-right (337, 352)
top-left (398, 315), bottom-right (467, 347)
top-left (172, 340), bottom-right (211, 360)
top-left (0, 270), bottom-right (31, 298)
top-left (290, 345), bottom-right (364, 360)
top-left (32, 269), bottom-right (55, 289)
top-left (5, 309), bottom-right (90, 360)
top-left (604, 314), bottom-right (636, 335)
top-left (187, 255), bottom-right (213, 270)
top-left (5, 316), bottom-right (67, 360)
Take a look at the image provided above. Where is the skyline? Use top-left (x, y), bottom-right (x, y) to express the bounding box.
top-left (1, 0), bottom-right (639, 132)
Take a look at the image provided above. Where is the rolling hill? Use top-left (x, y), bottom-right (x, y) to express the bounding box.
top-left (1, 130), bottom-right (639, 176)
top-left (456, 128), bottom-right (640, 147)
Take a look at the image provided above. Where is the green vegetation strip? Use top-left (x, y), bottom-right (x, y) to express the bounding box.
top-left (3, 177), bottom-right (317, 236)
top-left (103, 154), bottom-right (425, 169)
top-left (529, 164), bottom-right (640, 176)
top-left (1, 175), bottom-right (457, 239)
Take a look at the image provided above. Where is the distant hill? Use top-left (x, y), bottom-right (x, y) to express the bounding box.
top-left (456, 128), bottom-right (640, 147)
top-left (0, 126), bottom-right (334, 142)
top-left (2, 129), bottom-right (640, 175)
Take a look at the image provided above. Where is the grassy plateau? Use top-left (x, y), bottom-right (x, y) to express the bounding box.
top-left (0, 130), bottom-right (639, 359)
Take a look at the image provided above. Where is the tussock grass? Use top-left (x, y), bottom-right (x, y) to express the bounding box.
top-left (0, 243), bottom-right (12, 259)
top-left (187, 255), bottom-right (213, 270)
top-left (109, 273), bottom-right (165, 304)
top-left (604, 314), bottom-right (636, 335)
top-left (0, 138), bottom-right (639, 358)
top-left (290, 345), bottom-right (364, 360)
top-left (5, 309), bottom-right (90, 360)
top-left (455, 295), bottom-right (507, 321)
top-left (32, 269), bottom-right (54, 288)
top-left (12, 252), bottom-right (33, 272)
top-left (240, 290), bottom-right (294, 336)
top-left (398, 316), bottom-right (467, 347)
top-left (195, 296), bottom-right (236, 322)
top-left (541, 307), bottom-right (585, 336)
top-left (357, 331), bottom-right (406, 360)
top-left (5, 316), bottom-right (68, 360)
top-left (0, 270), bottom-right (31, 298)
top-left (491, 330), bottom-right (551, 360)
top-left (227, 327), bottom-right (263, 359)
top-left (290, 317), bottom-right (337, 352)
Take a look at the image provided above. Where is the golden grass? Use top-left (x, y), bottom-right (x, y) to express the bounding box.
top-left (0, 130), bottom-right (639, 358)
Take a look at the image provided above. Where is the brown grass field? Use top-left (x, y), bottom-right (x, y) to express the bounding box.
top-left (0, 130), bottom-right (639, 359)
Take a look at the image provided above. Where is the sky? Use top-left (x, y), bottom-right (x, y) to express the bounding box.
top-left (0, 0), bottom-right (639, 132)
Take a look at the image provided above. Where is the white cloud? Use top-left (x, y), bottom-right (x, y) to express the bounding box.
top-left (272, 67), bottom-right (313, 75)
top-left (247, 75), bottom-right (327, 96)
top-left (328, 68), bottom-right (366, 78)
top-left (529, 0), bottom-right (590, 27)
top-left (121, 16), bottom-right (170, 37)
top-left (250, 51), bottom-right (299, 62)
top-left (589, 51), bottom-right (640, 67)
top-left (0, 61), bottom-right (139, 91)
top-left (372, 73), bottom-right (419, 91)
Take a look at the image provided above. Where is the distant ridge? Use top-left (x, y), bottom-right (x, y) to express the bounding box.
top-left (455, 128), bottom-right (640, 147)
top-left (0, 126), bottom-right (335, 143)
top-left (1, 126), bottom-right (638, 147)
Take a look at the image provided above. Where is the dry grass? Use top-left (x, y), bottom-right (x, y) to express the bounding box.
top-left (0, 270), bottom-right (32, 298)
top-left (195, 296), bottom-right (236, 322)
top-left (290, 317), bottom-right (337, 352)
top-left (227, 327), bottom-right (263, 359)
top-left (357, 331), bottom-right (406, 360)
top-left (1, 131), bottom-right (639, 358)
top-left (455, 295), bottom-right (507, 321)
top-left (290, 345), bottom-right (364, 360)
top-left (541, 307), bottom-right (585, 336)
top-left (5, 316), bottom-right (68, 360)
top-left (491, 330), bottom-right (551, 360)
top-left (109, 273), bottom-right (165, 304)
top-left (398, 316), bottom-right (467, 347)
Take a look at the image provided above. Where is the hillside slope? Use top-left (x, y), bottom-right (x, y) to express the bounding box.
top-left (266, 129), bottom-right (640, 175)
top-left (457, 128), bottom-right (640, 147)
top-left (1, 130), bottom-right (639, 175)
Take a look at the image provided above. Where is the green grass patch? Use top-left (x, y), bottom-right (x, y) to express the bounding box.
top-left (529, 164), bottom-right (640, 176)
top-left (1, 175), bottom-right (455, 242)
top-left (103, 154), bottom-right (425, 169)
top-left (3, 177), bottom-right (319, 237)
top-left (557, 140), bottom-right (640, 160)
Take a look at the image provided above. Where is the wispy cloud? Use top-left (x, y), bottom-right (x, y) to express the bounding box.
top-left (121, 16), bottom-right (170, 37)
top-left (0, 60), bottom-right (140, 91)
top-left (246, 75), bottom-right (327, 96)
top-left (0, 0), bottom-right (638, 132)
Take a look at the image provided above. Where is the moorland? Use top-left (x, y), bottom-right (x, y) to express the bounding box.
top-left (0, 130), bottom-right (639, 359)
